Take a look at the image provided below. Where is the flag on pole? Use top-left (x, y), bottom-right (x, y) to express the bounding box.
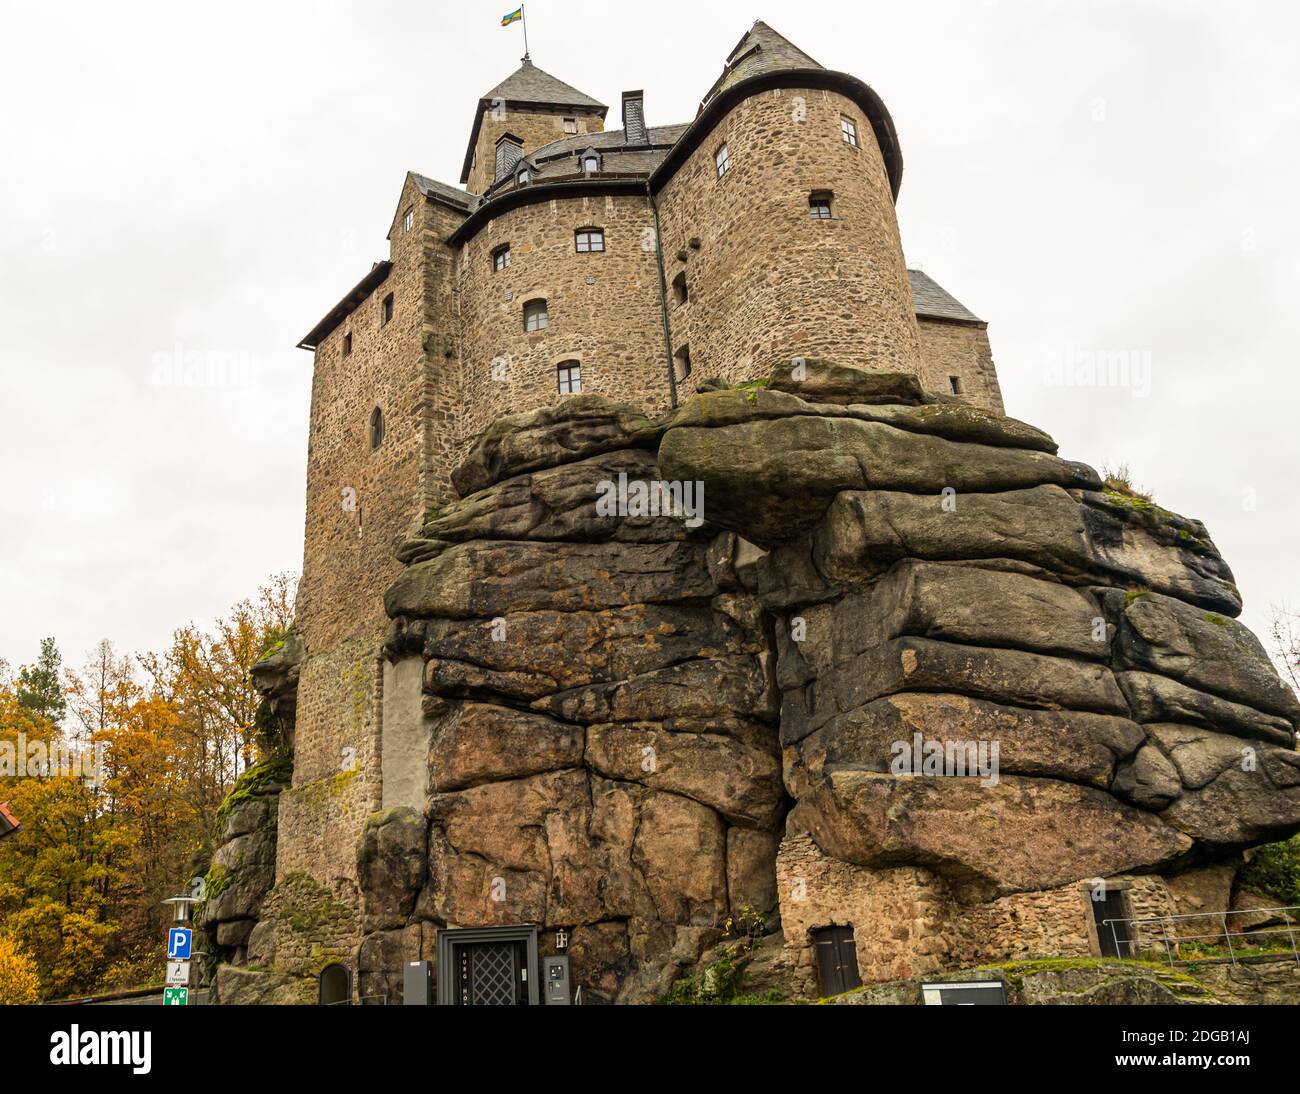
top-left (501, 7), bottom-right (523, 25)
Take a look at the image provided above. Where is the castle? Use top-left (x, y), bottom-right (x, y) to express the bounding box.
top-left (206, 21), bottom-right (1300, 1005)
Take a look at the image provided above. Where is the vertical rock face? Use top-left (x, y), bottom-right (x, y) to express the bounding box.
top-left (362, 365), bottom-right (1300, 1001)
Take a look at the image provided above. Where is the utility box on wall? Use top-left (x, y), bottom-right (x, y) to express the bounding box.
top-left (404, 960), bottom-right (433, 1005)
top-left (543, 955), bottom-right (571, 1005)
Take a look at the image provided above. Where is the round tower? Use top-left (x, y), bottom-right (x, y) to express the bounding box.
top-left (653, 23), bottom-right (922, 386)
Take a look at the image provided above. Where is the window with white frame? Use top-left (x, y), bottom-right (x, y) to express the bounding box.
top-left (557, 360), bottom-right (582, 394)
top-left (403, 208), bottom-right (414, 232)
top-left (840, 115), bottom-right (858, 147)
top-left (523, 299), bottom-right (549, 332)
top-left (492, 244), bottom-right (511, 272)
top-left (575, 227), bottom-right (605, 253)
top-left (715, 143), bottom-right (731, 178)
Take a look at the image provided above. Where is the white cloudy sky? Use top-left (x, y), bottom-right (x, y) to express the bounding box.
top-left (1, 0), bottom-right (1297, 675)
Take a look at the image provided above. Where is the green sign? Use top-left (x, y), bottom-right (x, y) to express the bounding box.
top-left (163, 987), bottom-right (189, 1006)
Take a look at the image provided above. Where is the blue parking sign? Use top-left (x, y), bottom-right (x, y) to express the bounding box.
top-left (167, 927), bottom-right (192, 960)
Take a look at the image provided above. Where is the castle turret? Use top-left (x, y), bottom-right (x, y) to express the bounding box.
top-left (652, 21), bottom-right (923, 384)
top-left (461, 59), bottom-right (607, 194)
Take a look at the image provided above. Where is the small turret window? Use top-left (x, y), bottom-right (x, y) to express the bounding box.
top-left (715, 143), bottom-right (731, 178)
top-left (368, 406), bottom-right (385, 450)
top-left (672, 272), bottom-right (688, 305)
top-left (493, 244), bottom-right (511, 272)
top-left (342, 331), bottom-right (352, 356)
top-left (523, 299), bottom-right (549, 332)
top-left (674, 346), bottom-right (692, 383)
top-left (840, 116), bottom-right (858, 147)
top-left (809, 191), bottom-right (833, 219)
top-left (582, 155), bottom-right (599, 173)
top-left (382, 293), bottom-right (394, 324)
top-left (949, 375), bottom-right (963, 395)
top-left (557, 360), bottom-right (582, 394)
top-left (403, 208), bottom-right (414, 232)
top-left (575, 228), bottom-right (605, 253)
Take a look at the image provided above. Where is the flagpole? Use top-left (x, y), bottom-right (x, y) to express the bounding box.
top-left (521, 5), bottom-right (530, 61)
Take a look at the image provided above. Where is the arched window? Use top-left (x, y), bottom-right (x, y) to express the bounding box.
top-left (319, 963), bottom-right (352, 1005)
top-left (672, 271), bottom-right (688, 305)
top-left (674, 346), bottom-right (692, 383)
top-left (368, 406), bottom-right (385, 450)
top-left (557, 360), bottom-right (582, 394)
top-left (523, 299), bottom-right (549, 332)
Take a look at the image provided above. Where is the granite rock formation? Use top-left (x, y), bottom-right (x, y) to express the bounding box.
top-left (348, 361), bottom-right (1300, 1000)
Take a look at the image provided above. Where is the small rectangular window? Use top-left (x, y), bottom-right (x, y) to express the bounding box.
top-left (673, 346), bottom-right (692, 383)
top-left (575, 228), bottom-right (605, 253)
top-left (382, 293), bottom-right (394, 324)
top-left (949, 375), bottom-right (963, 395)
top-left (809, 192), bottom-right (833, 219)
top-left (524, 299), bottom-right (549, 332)
top-left (715, 143), bottom-right (731, 178)
top-left (563, 117), bottom-right (577, 134)
top-left (493, 244), bottom-right (511, 272)
top-left (342, 332), bottom-right (352, 356)
top-left (841, 116), bottom-right (858, 147)
top-left (557, 360), bottom-right (582, 393)
top-left (403, 208), bottom-right (414, 232)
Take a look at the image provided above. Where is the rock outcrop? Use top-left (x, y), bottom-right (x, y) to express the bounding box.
top-left (361, 362), bottom-right (1300, 1001)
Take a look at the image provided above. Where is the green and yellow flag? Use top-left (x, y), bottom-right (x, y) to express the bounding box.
top-left (501, 7), bottom-right (523, 26)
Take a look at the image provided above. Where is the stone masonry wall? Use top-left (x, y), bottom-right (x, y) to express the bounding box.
top-left (468, 104), bottom-right (604, 194)
top-left (655, 86), bottom-right (922, 386)
top-left (453, 192), bottom-right (670, 452)
top-left (915, 318), bottom-right (1004, 413)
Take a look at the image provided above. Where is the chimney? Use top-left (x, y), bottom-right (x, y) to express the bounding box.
top-left (622, 90), bottom-right (647, 146)
top-left (494, 133), bottom-right (524, 182)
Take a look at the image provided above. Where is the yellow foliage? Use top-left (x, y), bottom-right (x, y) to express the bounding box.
top-left (0, 934), bottom-right (41, 1004)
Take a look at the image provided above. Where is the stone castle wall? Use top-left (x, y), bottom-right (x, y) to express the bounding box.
top-left (454, 192), bottom-right (671, 446)
top-left (654, 87), bottom-right (923, 389)
top-left (467, 104), bottom-right (604, 194)
top-left (915, 318), bottom-right (1004, 413)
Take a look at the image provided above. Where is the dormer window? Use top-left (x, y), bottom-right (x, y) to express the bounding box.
top-left (715, 143), bottom-right (731, 178)
top-left (517, 168), bottom-right (531, 185)
top-left (492, 244), bottom-right (511, 272)
top-left (523, 298), bottom-right (549, 332)
top-left (575, 228), bottom-right (605, 253)
top-left (581, 151), bottom-right (600, 174)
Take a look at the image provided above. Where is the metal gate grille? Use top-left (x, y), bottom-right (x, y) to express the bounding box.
top-left (465, 942), bottom-right (517, 1005)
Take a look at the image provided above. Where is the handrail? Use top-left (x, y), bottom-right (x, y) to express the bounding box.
top-left (1101, 905), bottom-right (1300, 968)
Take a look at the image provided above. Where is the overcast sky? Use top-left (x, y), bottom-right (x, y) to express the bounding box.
top-left (1, 0), bottom-right (1297, 676)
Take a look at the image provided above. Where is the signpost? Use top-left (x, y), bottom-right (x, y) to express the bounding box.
top-left (167, 927), bottom-right (192, 961)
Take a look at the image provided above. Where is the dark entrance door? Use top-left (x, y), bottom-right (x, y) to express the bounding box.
top-left (1092, 889), bottom-right (1132, 957)
top-left (813, 925), bottom-right (862, 997)
top-left (456, 939), bottom-right (530, 1005)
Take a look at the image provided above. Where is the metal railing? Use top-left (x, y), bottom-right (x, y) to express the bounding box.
top-left (1102, 905), bottom-right (1300, 967)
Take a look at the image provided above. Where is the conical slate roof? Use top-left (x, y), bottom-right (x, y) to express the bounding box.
top-left (701, 20), bottom-right (822, 107)
top-left (480, 58), bottom-right (606, 110)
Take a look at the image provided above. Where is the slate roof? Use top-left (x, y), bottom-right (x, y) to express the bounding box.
top-left (461, 59), bottom-right (608, 183)
top-left (701, 21), bottom-right (823, 109)
top-left (410, 172), bottom-right (476, 211)
top-left (481, 58), bottom-right (607, 111)
top-left (908, 269), bottom-right (985, 326)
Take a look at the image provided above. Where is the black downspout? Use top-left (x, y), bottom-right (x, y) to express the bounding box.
top-left (647, 182), bottom-right (678, 409)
